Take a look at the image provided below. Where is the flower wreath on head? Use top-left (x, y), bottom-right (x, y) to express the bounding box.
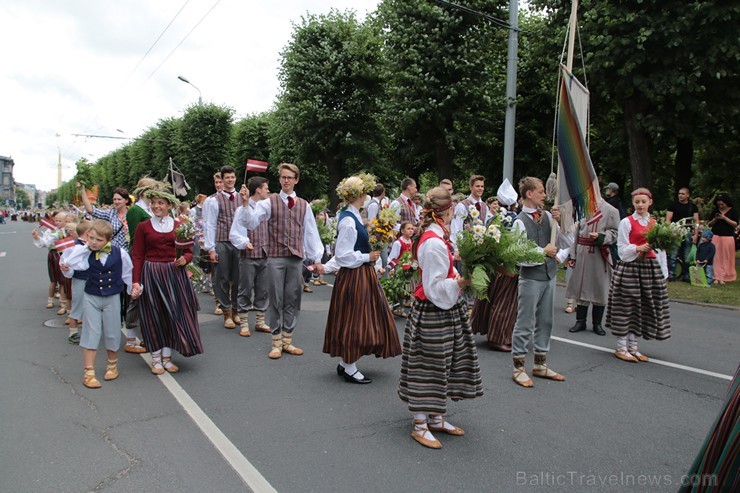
top-left (336, 172), bottom-right (376, 204)
top-left (141, 181), bottom-right (180, 208)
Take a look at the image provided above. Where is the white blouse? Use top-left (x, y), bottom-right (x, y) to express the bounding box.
top-left (417, 223), bottom-right (461, 310)
top-left (151, 215), bottom-right (174, 233)
top-left (60, 243), bottom-right (133, 294)
top-left (335, 205), bottom-right (371, 268)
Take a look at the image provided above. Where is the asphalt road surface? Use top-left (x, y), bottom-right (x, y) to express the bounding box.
top-left (1, 220), bottom-right (737, 493)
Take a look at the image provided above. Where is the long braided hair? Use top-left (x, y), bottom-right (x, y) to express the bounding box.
top-left (412, 186), bottom-right (453, 259)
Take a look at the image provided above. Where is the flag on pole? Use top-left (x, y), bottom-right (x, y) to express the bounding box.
top-left (55, 236), bottom-right (76, 252)
top-left (246, 159), bottom-right (269, 173)
top-left (557, 65), bottom-right (600, 221)
top-left (170, 169), bottom-right (191, 197)
top-left (39, 217), bottom-right (57, 230)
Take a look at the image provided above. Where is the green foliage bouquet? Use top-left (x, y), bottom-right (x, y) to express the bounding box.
top-left (456, 214), bottom-right (545, 300)
top-left (379, 251), bottom-right (418, 305)
top-left (316, 219), bottom-right (336, 246)
top-left (645, 218), bottom-right (684, 253)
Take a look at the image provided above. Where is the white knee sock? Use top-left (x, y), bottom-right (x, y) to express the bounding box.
top-left (162, 347), bottom-right (172, 358)
top-left (124, 328), bottom-right (136, 339)
top-left (342, 361), bottom-right (364, 379)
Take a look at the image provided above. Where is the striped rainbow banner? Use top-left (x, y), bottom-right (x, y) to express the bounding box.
top-left (557, 66), bottom-right (599, 220)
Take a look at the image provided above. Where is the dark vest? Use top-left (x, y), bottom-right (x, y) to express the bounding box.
top-left (85, 246), bottom-right (125, 296)
top-left (72, 239), bottom-right (89, 280)
top-left (339, 210), bottom-right (370, 254)
top-left (517, 211), bottom-right (558, 280)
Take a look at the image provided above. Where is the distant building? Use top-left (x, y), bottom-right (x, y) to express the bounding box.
top-left (1, 155), bottom-right (14, 206)
top-left (16, 182), bottom-right (38, 209)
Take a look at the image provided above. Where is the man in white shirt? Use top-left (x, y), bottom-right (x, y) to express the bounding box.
top-left (389, 178), bottom-right (419, 230)
top-left (450, 175), bottom-right (490, 247)
top-left (232, 163), bottom-right (324, 359)
top-left (202, 166), bottom-right (241, 330)
top-left (366, 184), bottom-right (385, 222)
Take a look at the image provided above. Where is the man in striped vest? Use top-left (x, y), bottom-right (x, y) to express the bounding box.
top-left (203, 166), bottom-right (241, 330)
top-left (229, 176), bottom-right (272, 337)
top-left (232, 163), bottom-right (324, 359)
top-left (390, 177), bottom-right (419, 230)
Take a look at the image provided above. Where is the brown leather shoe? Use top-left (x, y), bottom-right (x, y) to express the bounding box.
top-left (83, 367), bottom-right (101, 389)
top-left (411, 420), bottom-right (442, 449)
top-left (232, 309), bottom-right (241, 324)
top-left (489, 343), bottom-right (512, 352)
top-left (223, 312), bottom-right (236, 329)
top-left (615, 350), bottom-right (638, 362)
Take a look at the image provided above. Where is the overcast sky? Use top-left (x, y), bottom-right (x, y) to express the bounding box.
top-left (0, 0), bottom-right (380, 191)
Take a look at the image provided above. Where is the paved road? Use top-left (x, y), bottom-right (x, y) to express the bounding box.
top-left (1, 221), bottom-right (737, 493)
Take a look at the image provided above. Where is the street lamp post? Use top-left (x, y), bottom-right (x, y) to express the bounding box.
top-left (177, 75), bottom-right (202, 105)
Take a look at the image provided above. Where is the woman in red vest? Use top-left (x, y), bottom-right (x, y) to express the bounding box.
top-left (398, 187), bottom-right (483, 449)
top-left (606, 188), bottom-right (671, 363)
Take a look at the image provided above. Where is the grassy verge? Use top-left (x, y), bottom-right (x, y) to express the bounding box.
top-left (557, 255), bottom-right (740, 308)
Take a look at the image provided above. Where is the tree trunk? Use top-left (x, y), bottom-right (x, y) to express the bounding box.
top-left (434, 138), bottom-right (454, 182)
top-left (326, 154), bottom-right (343, 210)
top-left (674, 137), bottom-right (693, 191)
top-left (622, 95), bottom-right (653, 190)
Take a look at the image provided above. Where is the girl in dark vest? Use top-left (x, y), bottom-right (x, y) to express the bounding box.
top-left (606, 188), bottom-right (671, 362)
top-left (323, 175), bottom-right (401, 383)
top-left (61, 220), bottom-right (133, 389)
top-left (398, 187), bottom-right (483, 449)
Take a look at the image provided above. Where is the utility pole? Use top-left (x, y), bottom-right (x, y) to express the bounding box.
top-left (502, 0), bottom-right (518, 184)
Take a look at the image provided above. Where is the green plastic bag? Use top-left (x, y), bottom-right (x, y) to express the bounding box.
top-left (685, 243), bottom-right (697, 265)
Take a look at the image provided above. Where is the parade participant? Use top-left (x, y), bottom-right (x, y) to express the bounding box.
top-left (390, 177), bottom-right (420, 228)
top-left (707, 194), bottom-right (738, 284)
top-left (323, 175), bottom-right (401, 384)
top-left (232, 163), bottom-right (324, 359)
top-left (130, 184), bottom-right (203, 374)
top-left (77, 184), bottom-right (130, 250)
top-left (203, 166), bottom-right (241, 329)
top-left (606, 188), bottom-right (671, 362)
top-left (470, 179), bottom-right (520, 352)
top-left (398, 187), bottom-right (483, 449)
top-left (366, 184), bottom-right (385, 222)
top-left (60, 220), bottom-right (92, 344)
top-left (201, 173), bottom-right (224, 312)
top-left (61, 220), bottom-right (132, 389)
top-left (439, 179), bottom-right (454, 195)
top-left (32, 211), bottom-right (70, 314)
top-left (450, 175), bottom-right (491, 247)
top-left (121, 177), bottom-right (158, 354)
top-left (666, 187), bottom-right (700, 282)
top-left (510, 177), bottom-right (569, 388)
top-left (566, 198), bottom-right (620, 336)
top-left (387, 221), bottom-right (415, 318)
top-left (229, 176), bottom-right (272, 337)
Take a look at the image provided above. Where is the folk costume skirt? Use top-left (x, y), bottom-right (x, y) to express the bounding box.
top-left (606, 258), bottom-right (670, 340)
top-left (399, 298), bottom-right (483, 415)
top-left (323, 264), bottom-right (401, 364)
top-left (471, 274), bottom-right (518, 347)
top-left (139, 260), bottom-right (203, 357)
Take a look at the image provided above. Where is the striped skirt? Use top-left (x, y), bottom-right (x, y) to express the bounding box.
top-left (606, 258), bottom-right (670, 340)
top-left (323, 264), bottom-right (401, 364)
top-left (139, 261), bottom-right (203, 357)
top-left (398, 299), bottom-right (483, 415)
top-left (471, 274), bottom-right (518, 347)
top-left (680, 364), bottom-right (739, 492)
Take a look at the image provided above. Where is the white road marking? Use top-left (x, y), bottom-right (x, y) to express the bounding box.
top-left (0, 252), bottom-right (6, 257)
top-left (126, 333), bottom-right (277, 493)
top-left (0, 231), bottom-right (17, 234)
top-left (551, 336), bottom-right (733, 380)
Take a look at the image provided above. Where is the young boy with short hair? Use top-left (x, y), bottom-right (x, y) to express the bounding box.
top-left (61, 220), bottom-right (132, 388)
top-left (695, 230), bottom-right (717, 286)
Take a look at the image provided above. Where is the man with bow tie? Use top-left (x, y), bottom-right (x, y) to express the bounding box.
top-left (203, 166), bottom-right (241, 330)
top-left (510, 177), bottom-right (572, 388)
top-left (232, 163), bottom-right (325, 360)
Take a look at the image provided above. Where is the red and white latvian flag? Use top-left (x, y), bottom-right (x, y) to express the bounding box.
top-left (246, 158), bottom-right (269, 173)
top-left (39, 217), bottom-right (57, 230)
top-left (55, 236), bottom-right (76, 252)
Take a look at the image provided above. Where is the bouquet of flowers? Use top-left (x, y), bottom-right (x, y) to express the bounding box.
top-left (174, 219), bottom-right (196, 262)
top-left (316, 218), bottom-right (336, 246)
top-left (456, 214), bottom-right (545, 300)
top-left (645, 218), bottom-right (684, 253)
top-left (368, 207), bottom-right (399, 251)
top-left (380, 251), bottom-right (419, 305)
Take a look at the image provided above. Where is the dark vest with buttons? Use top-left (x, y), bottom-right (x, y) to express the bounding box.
top-left (517, 211), bottom-right (558, 281)
top-left (85, 246), bottom-right (125, 296)
top-left (338, 210), bottom-right (370, 255)
top-left (72, 239), bottom-right (89, 280)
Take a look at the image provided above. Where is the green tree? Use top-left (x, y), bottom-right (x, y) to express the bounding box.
top-left (378, 0), bottom-right (506, 182)
top-left (273, 9), bottom-right (387, 205)
top-left (15, 188), bottom-right (30, 209)
top-left (231, 112), bottom-right (275, 188)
